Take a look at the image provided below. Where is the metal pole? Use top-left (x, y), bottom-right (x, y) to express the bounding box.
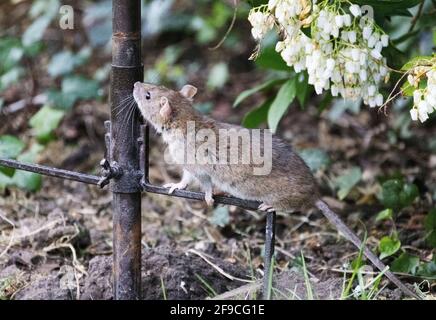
top-left (262, 211), bottom-right (276, 300)
top-left (111, 0), bottom-right (143, 300)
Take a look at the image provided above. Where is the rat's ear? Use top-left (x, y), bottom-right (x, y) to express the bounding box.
top-left (159, 97), bottom-right (172, 121)
top-left (180, 84), bottom-right (197, 99)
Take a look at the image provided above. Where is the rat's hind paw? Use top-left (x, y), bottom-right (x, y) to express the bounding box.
top-left (164, 182), bottom-right (188, 194)
top-left (258, 203), bottom-right (276, 212)
top-left (205, 192), bottom-right (215, 207)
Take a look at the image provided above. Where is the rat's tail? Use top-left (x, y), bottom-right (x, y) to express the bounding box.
top-left (315, 199), bottom-right (420, 300)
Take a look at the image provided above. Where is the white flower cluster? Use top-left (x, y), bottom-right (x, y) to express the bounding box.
top-left (248, 1), bottom-right (391, 108)
top-left (247, 10), bottom-right (275, 41)
top-left (408, 67), bottom-right (436, 122)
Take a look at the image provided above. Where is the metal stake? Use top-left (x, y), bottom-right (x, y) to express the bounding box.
top-left (262, 211), bottom-right (276, 300)
top-left (111, 0), bottom-right (143, 300)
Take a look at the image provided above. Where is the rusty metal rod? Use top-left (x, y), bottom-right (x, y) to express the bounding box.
top-left (0, 158), bottom-right (100, 185)
top-left (262, 211), bottom-right (276, 300)
top-left (142, 182), bottom-right (261, 211)
top-left (111, 0), bottom-right (143, 300)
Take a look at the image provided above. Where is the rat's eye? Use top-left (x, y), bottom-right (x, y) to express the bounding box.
top-left (145, 91), bottom-right (151, 100)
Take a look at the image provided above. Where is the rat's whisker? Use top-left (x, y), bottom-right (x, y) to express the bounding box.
top-left (115, 100), bottom-right (135, 118)
top-left (126, 106), bottom-right (137, 140)
top-left (112, 101), bottom-right (133, 116)
top-left (114, 96), bottom-right (133, 109)
top-left (113, 96), bottom-right (134, 111)
top-left (122, 105), bottom-right (135, 126)
top-left (118, 94), bottom-right (134, 104)
top-left (121, 101), bottom-right (136, 129)
top-left (114, 103), bottom-right (134, 128)
top-left (114, 94), bottom-right (134, 107)
top-left (113, 103), bottom-right (130, 118)
top-left (130, 108), bottom-right (138, 140)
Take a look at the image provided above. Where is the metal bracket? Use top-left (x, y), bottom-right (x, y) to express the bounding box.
top-left (98, 159), bottom-right (123, 188)
top-left (102, 120), bottom-right (143, 193)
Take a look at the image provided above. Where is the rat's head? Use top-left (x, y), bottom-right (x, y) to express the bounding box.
top-left (133, 82), bottom-right (198, 132)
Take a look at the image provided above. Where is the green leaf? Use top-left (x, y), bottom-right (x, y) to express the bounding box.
top-left (400, 81), bottom-right (414, 97)
top-left (0, 172), bottom-right (12, 191)
top-left (209, 206), bottom-right (230, 227)
top-left (298, 148), bottom-right (330, 173)
top-left (242, 98), bottom-right (272, 128)
top-left (391, 252), bottom-right (420, 274)
top-left (300, 25), bottom-right (312, 38)
top-left (12, 170), bottom-right (42, 192)
top-left (48, 51), bottom-right (75, 77)
top-left (47, 76), bottom-right (100, 109)
top-left (46, 90), bottom-right (76, 109)
top-left (207, 62), bottom-right (229, 90)
top-left (234, 78), bottom-right (285, 107)
top-left (375, 208), bottom-right (393, 222)
top-left (0, 143), bottom-right (43, 192)
top-left (380, 179), bottom-right (418, 210)
top-left (29, 105), bottom-right (65, 143)
top-left (378, 236), bottom-right (401, 260)
top-left (0, 166), bottom-right (14, 178)
top-left (424, 209), bottom-right (436, 231)
top-left (296, 72), bottom-right (310, 108)
top-left (0, 135), bottom-right (16, 176)
top-left (62, 76), bottom-right (99, 100)
top-left (416, 258), bottom-right (436, 279)
top-left (47, 48), bottom-right (91, 77)
top-left (0, 67), bottom-right (24, 91)
top-left (401, 55), bottom-right (434, 71)
top-left (22, 15), bottom-right (51, 47)
top-left (424, 209), bottom-right (436, 248)
top-left (209, 1), bottom-right (232, 28)
top-left (434, 29), bottom-right (436, 46)
top-left (0, 37), bottom-right (24, 73)
top-left (333, 167), bottom-right (362, 200)
top-left (267, 78), bottom-right (297, 133)
top-left (193, 18), bottom-right (216, 44)
top-left (399, 183), bottom-right (419, 207)
top-left (255, 45), bottom-right (291, 71)
top-left (380, 179), bottom-right (402, 208)
top-left (318, 92), bottom-right (333, 113)
top-left (29, 0), bottom-right (60, 19)
top-left (0, 135), bottom-right (25, 159)
top-left (10, 144), bottom-right (43, 192)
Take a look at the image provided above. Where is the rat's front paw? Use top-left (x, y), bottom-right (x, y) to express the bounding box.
top-left (258, 203), bottom-right (276, 213)
top-left (164, 182), bottom-right (187, 194)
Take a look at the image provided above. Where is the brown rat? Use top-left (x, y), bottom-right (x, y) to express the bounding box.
top-left (132, 81), bottom-right (419, 299)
